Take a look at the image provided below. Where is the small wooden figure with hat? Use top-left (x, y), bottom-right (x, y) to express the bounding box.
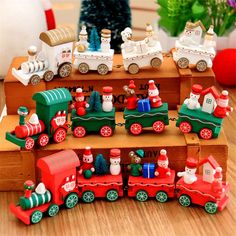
top-left (177, 157), bottom-right (198, 184)
top-left (154, 149), bottom-right (171, 177)
top-left (184, 84), bottom-right (202, 110)
top-left (203, 25), bottom-right (216, 49)
top-left (145, 23), bottom-right (157, 47)
top-left (76, 25), bottom-right (89, 52)
top-left (109, 149), bottom-right (121, 175)
top-left (123, 80), bottom-right (139, 110)
top-left (71, 88), bottom-right (89, 116)
top-left (102, 86), bottom-right (113, 112)
top-left (211, 167), bottom-right (224, 194)
top-left (148, 80), bottom-right (162, 108)
top-left (128, 149), bottom-right (144, 176)
top-left (101, 29), bottom-right (111, 53)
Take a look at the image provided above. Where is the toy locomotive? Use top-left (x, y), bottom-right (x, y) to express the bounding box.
top-left (10, 148), bottom-right (229, 225)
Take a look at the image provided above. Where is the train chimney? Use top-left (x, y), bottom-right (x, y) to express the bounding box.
top-left (23, 180), bottom-right (35, 198)
top-left (27, 45), bottom-right (37, 62)
top-left (17, 106), bottom-right (28, 125)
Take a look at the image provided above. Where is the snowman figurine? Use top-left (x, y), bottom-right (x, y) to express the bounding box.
top-left (101, 29), bottom-right (111, 53)
top-left (121, 27), bottom-right (135, 53)
top-left (184, 84), bottom-right (202, 110)
top-left (109, 149), bottom-right (121, 175)
top-left (177, 157), bottom-right (198, 184)
top-left (102, 86), bottom-right (113, 112)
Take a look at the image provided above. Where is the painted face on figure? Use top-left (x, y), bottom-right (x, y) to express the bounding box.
top-left (149, 89), bottom-right (159, 97)
top-left (83, 155), bottom-right (93, 163)
top-left (103, 95), bottom-right (112, 102)
top-left (185, 167), bottom-right (196, 174)
top-left (76, 96), bottom-right (84, 102)
top-left (158, 160), bottom-right (168, 168)
top-left (185, 29), bottom-right (193, 37)
top-left (190, 93), bottom-right (200, 101)
top-left (101, 37), bottom-right (111, 43)
top-left (79, 35), bottom-right (88, 41)
top-left (110, 157), bottom-right (120, 165)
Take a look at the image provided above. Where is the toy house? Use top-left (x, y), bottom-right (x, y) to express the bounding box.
top-left (201, 86), bottom-right (219, 114)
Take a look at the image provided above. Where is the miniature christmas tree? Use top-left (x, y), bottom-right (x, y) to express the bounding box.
top-left (79, 0), bottom-right (131, 52)
top-left (95, 154), bottom-right (109, 175)
top-left (87, 91), bottom-right (102, 112)
top-left (88, 27), bottom-right (101, 51)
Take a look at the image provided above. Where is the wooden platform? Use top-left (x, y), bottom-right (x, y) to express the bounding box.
top-left (4, 54), bottom-right (215, 114)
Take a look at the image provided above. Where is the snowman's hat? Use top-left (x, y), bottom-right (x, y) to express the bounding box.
top-left (110, 149), bottom-right (121, 158)
top-left (101, 29), bottom-right (111, 38)
top-left (206, 25), bottom-right (215, 35)
top-left (103, 86), bottom-right (113, 95)
top-left (76, 88), bottom-right (84, 97)
top-left (80, 26), bottom-right (87, 36)
top-left (83, 146), bottom-right (92, 158)
top-left (186, 157), bottom-right (198, 169)
top-left (191, 84), bottom-right (203, 95)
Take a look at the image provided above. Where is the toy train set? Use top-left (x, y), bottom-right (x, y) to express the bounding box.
top-left (10, 148), bottom-right (229, 225)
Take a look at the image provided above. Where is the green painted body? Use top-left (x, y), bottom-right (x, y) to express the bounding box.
top-left (176, 104), bottom-right (223, 138)
top-left (124, 103), bottom-right (169, 129)
top-left (71, 108), bottom-right (116, 133)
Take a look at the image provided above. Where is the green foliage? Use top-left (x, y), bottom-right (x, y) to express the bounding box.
top-left (89, 27), bottom-right (100, 51)
top-left (95, 154), bottom-right (109, 175)
top-left (87, 91), bottom-right (102, 112)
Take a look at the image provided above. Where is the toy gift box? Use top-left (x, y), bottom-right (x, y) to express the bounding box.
top-left (143, 163), bottom-right (155, 178)
top-left (137, 99), bottom-right (151, 112)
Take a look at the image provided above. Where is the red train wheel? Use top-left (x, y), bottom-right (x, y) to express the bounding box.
top-left (73, 126), bottom-right (86, 138)
top-left (53, 128), bottom-right (67, 143)
top-left (153, 120), bottom-right (165, 133)
top-left (100, 126), bottom-right (113, 137)
top-left (200, 128), bottom-right (213, 140)
top-left (37, 134), bottom-right (49, 147)
top-left (130, 123), bottom-right (142, 135)
top-left (25, 137), bottom-right (35, 150)
top-left (179, 121), bottom-right (192, 133)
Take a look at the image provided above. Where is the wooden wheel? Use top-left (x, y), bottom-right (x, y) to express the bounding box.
top-left (156, 191), bottom-right (168, 203)
top-left (65, 193), bottom-right (79, 209)
top-left (25, 137), bottom-right (35, 150)
top-left (106, 189), bottom-right (119, 202)
top-left (136, 190), bottom-right (148, 202)
top-left (97, 64), bottom-right (109, 75)
top-left (37, 133), bottom-right (49, 147)
top-left (177, 57), bottom-right (189, 69)
top-left (100, 125), bottom-right (113, 137)
top-left (130, 123), bottom-right (142, 135)
top-left (205, 202), bottom-right (218, 214)
top-left (78, 63), bottom-right (89, 74)
top-left (73, 126), bottom-right (86, 138)
top-left (58, 63), bottom-right (72, 77)
top-left (200, 128), bottom-right (213, 140)
top-left (196, 60), bottom-right (207, 72)
top-left (152, 120), bottom-right (165, 133)
top-left (128, 63), bottom-right (139, 74)
top-left (82, 191), bottom-right (95, 203)
top-left (179, 194), bottom-right (191, 207)
top-left (151, 57), bottom-right (162, 68)
top-left (47, 204), bottom-right (59, 217)
top-left (43, 70), bottom-right (54, 82)
top-left (31, 210), bottom-right (43, 224)
top-left (53, 128), bottom-right (67, 143)
top-left (179, 121), bottom-right (192, 133)
top-left (30, 75), bottom-right (40, 86)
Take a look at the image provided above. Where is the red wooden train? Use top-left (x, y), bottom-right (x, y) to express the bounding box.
top-left (10, 149), bottom-right (229, 225)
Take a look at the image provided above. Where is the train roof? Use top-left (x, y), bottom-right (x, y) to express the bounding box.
top-left (32, 88), bottom-right (72, 106)
top-left (37, 150), bottom-right (80, 175)
top-left (39, 27), bottom-right (75, 46)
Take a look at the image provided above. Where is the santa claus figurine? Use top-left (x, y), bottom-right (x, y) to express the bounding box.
top-left (71, 88), bottom-right (89, 116)
top-left (79, 146), bottom-right (95, 179)
top-left (213, 90), bottom-right (233, 118)
top-left (184, 84), bottom-right (202, 110)
top-left (123, 80), bottom-right (139, 110)
top-left (155, 149), bottom-right (171, 177)
top-left (211, 167), bottom-right (224, 194)
top-left (177, 157), bottom-right (198, 184)
top-left (148, 80), bottom-right (162, 108)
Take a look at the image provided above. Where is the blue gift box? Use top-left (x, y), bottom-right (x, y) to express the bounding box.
top-left (137, 99), bottom-right (151, 112)
top-left (143, 163), bottom-right (155, 178)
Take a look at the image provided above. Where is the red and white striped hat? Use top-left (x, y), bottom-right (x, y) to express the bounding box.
top-left (219, 90), bottom-right (229, 101)
top-left (83, 146), bottom-right (92, 158)
top-left (148, 80), bottom-right (157, 91)
top-left (76, 88), bottom-right (84, 97)
top-left (158, 149), bottom-right (168, 162)
top-left (41, 0), bottom-right (56, 30)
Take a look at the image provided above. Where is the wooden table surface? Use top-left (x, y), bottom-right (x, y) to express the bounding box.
top-left (0, 82), bottom-right (236, 236)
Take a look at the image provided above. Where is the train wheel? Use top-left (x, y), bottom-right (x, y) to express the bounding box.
top-left (58, 63), bottom-right (72, 78)
top-left (151, 57), bottom-right (162, 68)
top-left (130, 123), bottom-right (143, 135)
top-left (196, 60), bottom-right (207, 72)
top-left (200, 128), bottom-right (213, 140)
top-left (204, 202), bottom-right (218, 214)
top-left (156, 191), bottom-right (168, 203)
top-left (73, 126), bottom-right (86, 138)
top-left (43, 70), bottom-right (54, 82)
top-left (37, 134), bottom-right (49, 147)
top-left (178, 194), bottom-right (191, 207)
top-left (177, 57), bottom-right (189, 69)
top-left (97, 64), bottom-right (109, 75)
top-left (30, 75), bottom-right (40, 86)
top-left (78, 63), bottom-right (89, 74)
top-left (100, 125), bottom-right (113, 137)
top-left (53, 128), bottom-right (67, 143)
top-left (48, 204), bottom-right (59, 217)
top-left (136, 190), bottom-right (148, 202)
top-left (65, 193), bottom-right (79, 209)
top-left (179, 121), bottom-right (192, 133)
top-left (31, 210), bottom-right (43, 224)
top-left (106, 189), bottom-right (119, 202)
top-left (128, 63), bottom-right (139, 74)
top-left (82, 191), bottom-right (95, 203)
top-left (25, 137), bottom-right (35, 150)
top-left (152, 120), bottom-right (165, 133)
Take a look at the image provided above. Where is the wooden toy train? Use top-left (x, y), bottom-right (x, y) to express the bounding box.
top-left (10, 148), bottom-right (230, 225)
top-left (5, 81), bottom-right (232, 150)
top-left (12, 21), bottom-right (217, 86)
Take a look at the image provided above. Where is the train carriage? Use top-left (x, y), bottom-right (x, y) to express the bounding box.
top-left (124, 103), bottom-right (169, 135)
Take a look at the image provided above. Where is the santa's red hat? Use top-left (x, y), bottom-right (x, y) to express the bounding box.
top-left (62, 110), bottom-right (66, 116)
top-left (83, 146), bottom-right (92, 158)
top-left (158, 149), bottom-right (168, 162)
top-left (191, 84), bottom-right (202, 95)
top-left (148, 80), bottom-right (157, 91)
top-left (186, 157), bottom-right (198, 169)
top-left (129, 80), bottom-right (136, 89)
top-left (214, 167), bottom-right (222, 179)
top-left (103, 86), bottom-right (113, 95)
top-left (219, 90), bottom-right (229, 101)
top-left (110, 149), bottom-right (121, 159)
top-left (41, 0), bottom-right (56, 30)
top-left (76, 88), bottom-right (84, 97)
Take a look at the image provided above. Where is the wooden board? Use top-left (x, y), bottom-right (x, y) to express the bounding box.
top-left (4, 55), bottom-right (215, 114)
top-left (0, 111), bottom-right (228, 191)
